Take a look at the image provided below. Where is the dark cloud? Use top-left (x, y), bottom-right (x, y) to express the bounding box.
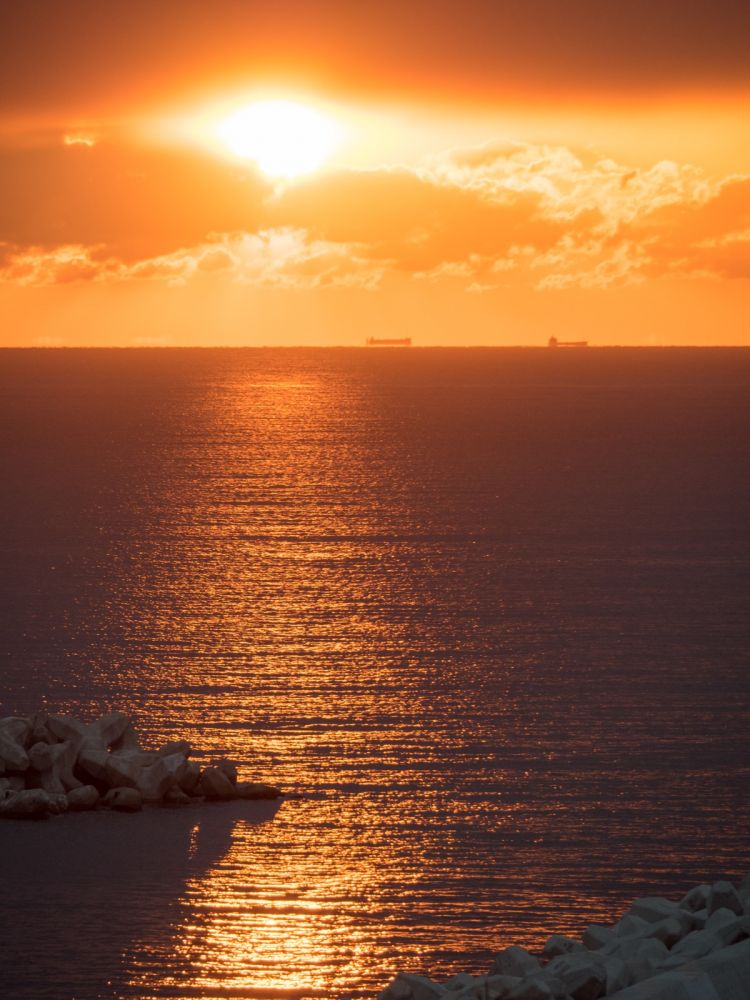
top-left (0, 0), bottom-right (748, 116)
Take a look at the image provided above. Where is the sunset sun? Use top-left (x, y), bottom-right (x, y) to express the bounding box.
top-left (216, 99), bottom-right (340, 178)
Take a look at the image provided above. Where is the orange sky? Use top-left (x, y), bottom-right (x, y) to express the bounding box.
top-left (1, 0), bottom-right (749, 346)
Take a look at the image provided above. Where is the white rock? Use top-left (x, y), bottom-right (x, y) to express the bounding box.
top-left (705, 905), bottom-right (739, 931)
top-left (110, 749), bottom-right (158, 768)
top-left (103, 787), bottom-right (143, 811)
top-left (643, 916), bottom-right (685, 948)
top-left (178, 760), bottom-right (202, 794)
top-left (77, 749), bottom-right (110, 783)
top-left (159, 752), bottom-right (190, 785)
top-left (490, 946), bottom-right (540, 980)
top-left (105, 754), bottom-right (141, 789)
top-left (707, 880), bottom-right (743, 915)
top-left (236, 780), bottom-right (282, 799)
top-left (382, 973), bottom-right (446, 1000)
top-left (28, 712), bottom-right (54, 745)
top-left (0, 730), bottom-right (30, 772)
top-left (158, 739), bottom-right (191, 758)
top-left (47, 712), bottom-right (131, 752)
top-left (629, 897), bottom-right (680, 924)
top-left (109, 720), bottom-right (141, 752)
top-left (542, 934), bottom-right (585, 960)
top-left (211, 758), bottom-right (239, 785)
top-left (544, 954), bottom-right (607, 1000)
top-left (623, 938), bottom-right (669, 984)
top-left (0, 788), bottom-right (52, 819)
top-left (163, 786), bottom-right (191, 806)
top-left (137, 757), bottom-right (181, 802)
top-left (47, 792), bottom-right (69, 814)
top-left (505, 979), bottom-right (554, 1000)
top-left (608, 937), bottom-right (750, 999)
top-left (0, 716), bottom-right (32, 745)
top-left (602, 954), bottom-right (630, 994)
top-left (582, 924), bottom-right (614, 951)
top-left (199, 766), bottom-right (237, 800)
top-left (67, 785), bottom-right (100, 810)
top-left (443, 974), bottom-right (476, 992)
top-left (614, 913), bottom-right (650, 938)
top-left (483, 976), bottom-right (523, 1000)
top-left (29, 739), bottom-right (81, 793)
top-left (678, 883), bottom-right (710, 912)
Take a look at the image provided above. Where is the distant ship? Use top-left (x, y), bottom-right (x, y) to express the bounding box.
top-left (366, 337), bottom-right (412, 347)
top-left (548, 337), bottom-right (588, 348)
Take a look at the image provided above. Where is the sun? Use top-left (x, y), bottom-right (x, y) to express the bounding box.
top-left (216, 100), bottom-right (340, 178)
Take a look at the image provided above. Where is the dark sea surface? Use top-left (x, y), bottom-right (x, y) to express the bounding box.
top-left (0, 347), bottom-right (749, 999)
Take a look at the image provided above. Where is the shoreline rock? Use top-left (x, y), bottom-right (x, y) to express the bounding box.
top-left (0, 712), bottom-right (283, 820)
top-left (377, 878), bottom-right (750, 1000)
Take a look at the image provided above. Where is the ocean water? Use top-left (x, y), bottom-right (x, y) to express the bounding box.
top-left (0, 347), bottom-right (749, 999)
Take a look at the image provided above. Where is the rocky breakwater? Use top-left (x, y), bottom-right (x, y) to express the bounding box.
top-left (0, 712), bottom-right (282, 819)
top-left (378, 878), bottom-right (750, 1000)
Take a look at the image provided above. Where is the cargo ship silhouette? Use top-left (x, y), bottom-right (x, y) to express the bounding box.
top-left (548, 336), bottom-right (588, 347)
top-left (366, 337), bottom-right (412, 346)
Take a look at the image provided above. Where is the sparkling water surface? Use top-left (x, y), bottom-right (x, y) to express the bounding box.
top-left (1, 347), bottom-right (749, 998)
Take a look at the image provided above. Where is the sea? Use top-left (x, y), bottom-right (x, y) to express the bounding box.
top-left (0, 347), bottom-right (749, 999)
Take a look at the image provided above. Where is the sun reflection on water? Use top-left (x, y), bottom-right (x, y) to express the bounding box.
top-left (2, 350), bottom-right (749, 998)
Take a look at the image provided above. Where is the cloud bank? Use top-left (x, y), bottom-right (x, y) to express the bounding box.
top-left (1, 137), bottom-right (748, 293)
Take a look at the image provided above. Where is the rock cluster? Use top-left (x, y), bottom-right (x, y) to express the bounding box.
top-left (0, 713), bottom-right (282, 819)
top-left (378, 879), bottom-right (750, 1000)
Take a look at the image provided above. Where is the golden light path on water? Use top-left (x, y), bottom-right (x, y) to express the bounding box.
top-left (1, 349), bottom-right (749, 999)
